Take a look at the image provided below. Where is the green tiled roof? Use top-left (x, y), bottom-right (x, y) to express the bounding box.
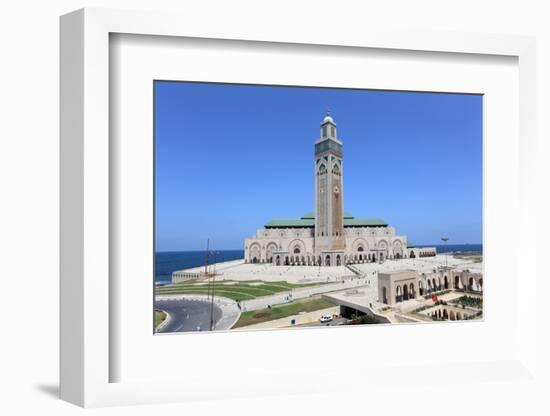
top-left (265, 213), bottom-right (387, 228)
top-left (265, 218), bottom-right (315, 227)
top-left (301, 212), bottom-right (354, 219)
top-left (344, 217), bottom-right (387, 226)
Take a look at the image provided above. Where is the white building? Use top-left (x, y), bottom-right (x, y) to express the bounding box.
top-left (244, 113), bottom-right (436, 266)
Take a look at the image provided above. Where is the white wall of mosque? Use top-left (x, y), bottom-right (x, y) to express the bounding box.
top-left (244, 226), bottom-right (435, 265)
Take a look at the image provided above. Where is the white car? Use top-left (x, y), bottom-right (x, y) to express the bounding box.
top-left (319, 315), bottom-right (333, 323)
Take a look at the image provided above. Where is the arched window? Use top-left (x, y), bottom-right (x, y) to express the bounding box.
top-left (293, 246), bottom-right (301, 254)
top-left (357, 246), bottom-right (364, 252)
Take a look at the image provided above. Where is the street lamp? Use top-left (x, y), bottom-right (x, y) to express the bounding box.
top-left (441, 236), bottom-right (449, 269)
top-left (209, 250), bottom-right (220, 331)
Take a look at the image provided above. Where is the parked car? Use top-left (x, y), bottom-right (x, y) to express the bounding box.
top-left (319, 314), bottom-right (333, 323)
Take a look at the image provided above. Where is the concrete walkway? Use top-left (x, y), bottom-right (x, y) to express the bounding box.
top-left (240, 277), bottom-right (371, 312)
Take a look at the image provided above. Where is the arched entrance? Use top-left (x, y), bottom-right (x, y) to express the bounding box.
top-left (325, 255), bottom-right (331, 266)
top-left (379, 252), bottom-right (384, 262)
top-left (409, 283), bottom-right (415, 299)
top-left (454, 275), bottom-right (460, 289)
top-left (285, 256), bottom-right (289, 266)
top-left (336, 255), bottom-right (341, 266)
top-left (410, 251), bottom-right (416, 258)
top-left (403, 284), bottom-right (409, 301)
top-left (468, 277), bottom-right (474, 291)
top-left (382, 287), bottom-right (388, 304)
top-left (395, 285), bottom-right (402, 303)
top-left (275, 255), bottom-right (280, 266)
top-left (419, 281), bottom-right (424, 296)
top-left (266, 243), bottom-right (278, 264)
top-left (249, 244), bottom-right (261, 264)
top-left (444, 276), bottom-right (449, 289)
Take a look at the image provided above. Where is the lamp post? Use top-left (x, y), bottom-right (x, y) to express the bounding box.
top-left (441, 236), bottom-right (449, 269)
top-left (209, 250), bottom-right (220, 331)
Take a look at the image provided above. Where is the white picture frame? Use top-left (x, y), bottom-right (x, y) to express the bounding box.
top-left (60, 7), bottom-right (538, 408)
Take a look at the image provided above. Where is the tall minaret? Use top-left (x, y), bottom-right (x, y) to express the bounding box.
top-left (314, 112), bottom-right (345, 253)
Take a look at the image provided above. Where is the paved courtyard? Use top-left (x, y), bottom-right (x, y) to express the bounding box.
top-left (174, 254), bottom-right (482, 285)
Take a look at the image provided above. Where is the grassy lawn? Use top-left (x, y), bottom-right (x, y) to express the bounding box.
top-left (453, 253), bottom-right (483, 263)
top-left (154, 309), bottom-right (167, 328)
top-left (232, 298), bottom-right (336, 328)
top-left (155, 279), bottom-right (327, 302)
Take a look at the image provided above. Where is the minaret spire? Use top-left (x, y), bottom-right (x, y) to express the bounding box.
top-left (314, 112), bottom-right (345, 258)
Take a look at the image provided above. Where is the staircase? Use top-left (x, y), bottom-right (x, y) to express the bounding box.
top-left (345, 264), bottom-right (364, 277)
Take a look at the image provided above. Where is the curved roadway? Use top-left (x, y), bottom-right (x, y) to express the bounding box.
top-left (155, 295), bottom-right (241, 333)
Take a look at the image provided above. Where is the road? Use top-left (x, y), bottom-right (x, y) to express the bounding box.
top-left (155, 298), bottom-right (222, 333)
top-left (299, 317), bottom-right (348, 327)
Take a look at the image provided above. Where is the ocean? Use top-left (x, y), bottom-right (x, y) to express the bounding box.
top-left (154, 243), bottom-right (481, 283)
top-left (416, 243), bottom-right (482, 254)
top-left (155, 250), bottom-right (244, 283)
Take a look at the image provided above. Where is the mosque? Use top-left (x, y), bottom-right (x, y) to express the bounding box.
top-left (244, 113), bottom-right (436, 267)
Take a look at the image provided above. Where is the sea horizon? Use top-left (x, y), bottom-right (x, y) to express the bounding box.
top-left (155, 243), bottom-right (482, 283)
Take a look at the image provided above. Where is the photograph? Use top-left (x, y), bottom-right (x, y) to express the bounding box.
top-left (153, 81), bottom-right (483, 333)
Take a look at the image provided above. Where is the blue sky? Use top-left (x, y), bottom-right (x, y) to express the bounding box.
top-left (155, 81), bottom-right (482, 251)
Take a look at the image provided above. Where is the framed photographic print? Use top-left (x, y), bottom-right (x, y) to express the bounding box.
top-left (60, 7), bottom-right (539, 408)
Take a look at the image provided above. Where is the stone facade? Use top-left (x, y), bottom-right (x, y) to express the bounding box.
top-left (378, 268), bottom-right (483, 306)
top-left (245, 223), bottom-right (410, 266)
